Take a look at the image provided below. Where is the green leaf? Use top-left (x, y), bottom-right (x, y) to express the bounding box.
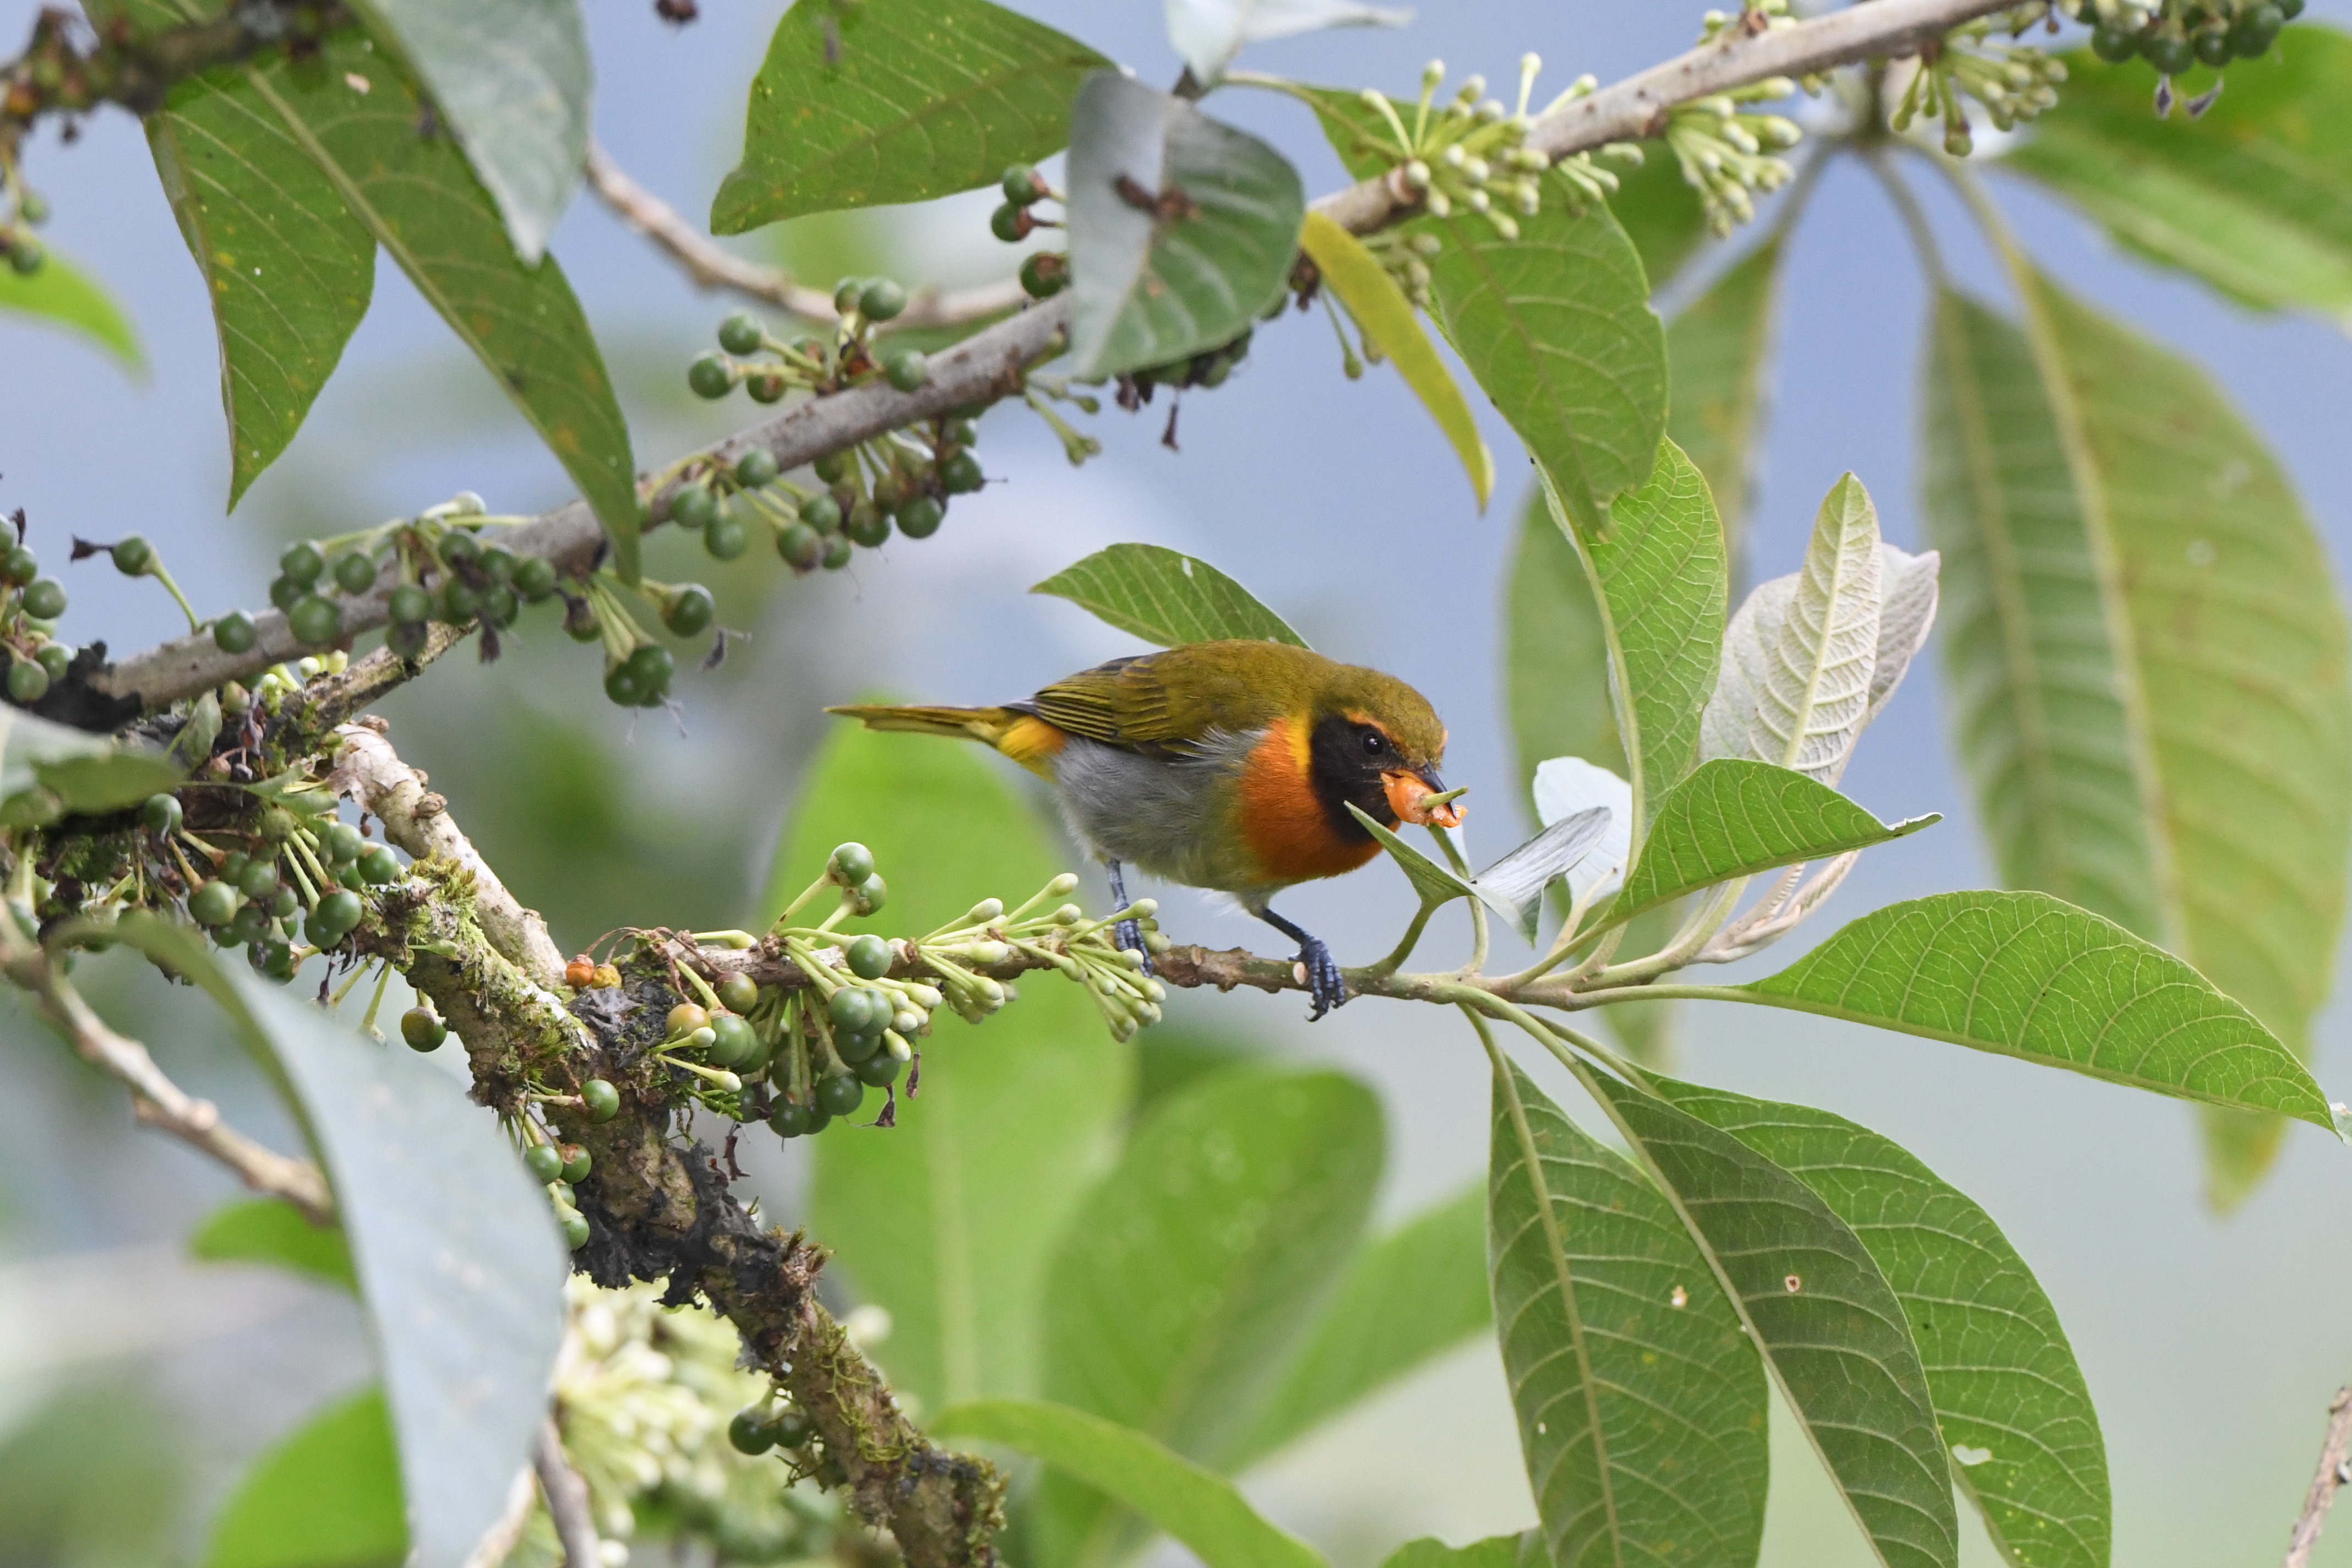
top-left (1653, 1080), bottom-right (2111, 1568)
top-left (246, 32), bottom-right (642, 575)
top-left (776, 723), bottom-right (1130, 1410)
top-left (1430, 190), bottom-right (1667, 533)
top-left (205, 1388), bottom-right (405, 1568)
top-left (2006, 28), bottom-right (2352, 323)
top-left (1666, 237), bottom-right (1784, 557)
top-left (1577, 1066), bottom-right (1959, 1568)
top-left (349, 0), bottom-right (589, 261)
top-left (1607, 150), bottom-right (1713, 292)
top-left (1346, 803), bottom-right (1472, 912)
top-left (1535, 438), bottom-right (1727, 838)
top-left (1606, 758), bottom-right (1938, 929)
top-left (1066, 73), bottom-right (1305, 379)
top-left (1487, 1058), bottom-right (1770, 1568)
top-left (1033, 1065), bottom-right (1381, 1566)
top-left (1736, 889), bottom-right (2336, 1126)
top-left (933, 1399), bottom-right (1325, 1568)
top-left (1298, 210), bottom-right (1493, 510)
top-left (1031, 543), bottom-right (1306, 648)
top-left (111, 913), bottom-right (568, 1568)
top-left (1228, 1183), bottom-right (1490, 1468)
top-left (1505, 483), bottom-right (1627, 786)
top-left (712, 0), bottom-right (1109, 232)
top-left (0, 708), bottom-right (181, 830)
top-left (0, 247), bottom-right (144, 370)
top-left (1377, 1537), bottom-right (1528, 1568)
top-left (190, 1196), bottom-right (358, 1294)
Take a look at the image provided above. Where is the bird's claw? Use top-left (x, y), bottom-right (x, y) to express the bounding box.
top-left (1297, 935), bottom-right (1346, 1021)
top-left (1114, 917), bottom-right (1154, 976)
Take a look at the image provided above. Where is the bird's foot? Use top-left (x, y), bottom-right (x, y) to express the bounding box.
top-left (1294, 934), bottom-right (1346, 1021)
top-left (1114, 916), bottom-right (1155, 976)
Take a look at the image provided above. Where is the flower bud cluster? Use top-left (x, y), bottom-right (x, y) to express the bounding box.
top-left (1893, 40), bottom-right (2066, 155)
top-left (1357, 55), bottom-right (1570, 244)
top-left (1663, 81), bottom-right (1804, 235)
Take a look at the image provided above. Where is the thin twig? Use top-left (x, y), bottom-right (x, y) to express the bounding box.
top-left (586, 143), bottom-right (1028, 330)
top-left (90, 0), bottom-right (2024, 716)
top-left (533, 1419), bottom-right (603, 1568)
top-left (2286, 1387), bottom-right (2352, 1568)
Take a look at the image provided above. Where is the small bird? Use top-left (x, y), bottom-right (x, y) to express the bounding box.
top-left (829, 640), bottom-right (1462, 1019)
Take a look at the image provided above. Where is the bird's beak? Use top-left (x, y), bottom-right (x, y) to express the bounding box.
top-left (1385, 769), bottom-right (1464, 829)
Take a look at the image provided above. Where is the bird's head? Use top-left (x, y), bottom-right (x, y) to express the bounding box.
top-left (1308, 666), bottom-right (1461, 832)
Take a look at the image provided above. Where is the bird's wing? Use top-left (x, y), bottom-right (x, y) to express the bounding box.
top-left (1026, 654), bottom-right (1199, 757)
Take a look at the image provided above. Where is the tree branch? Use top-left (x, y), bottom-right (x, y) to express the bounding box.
top-left (1, 2), bottom-right (348, 132)
top-left (533, 1419), bottom-right (603, 1568)
top-left (90, 0), bottom-right (2024, 715)
top-left (2286, 1387), bottom-right (2352, 1568)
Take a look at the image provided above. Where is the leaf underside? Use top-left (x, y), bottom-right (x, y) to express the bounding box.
top-left (1032, 543), bottom-right (1306, 649)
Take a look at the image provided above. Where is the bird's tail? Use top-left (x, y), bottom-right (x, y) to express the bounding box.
top-left (826, 704), bottom-right (1066, 776)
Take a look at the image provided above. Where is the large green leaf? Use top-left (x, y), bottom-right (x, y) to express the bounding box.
top-left (1536, 439), bottom-right (1727, 837)
top-left (244, 32), bottom-right (641, 574)
top-left (1430, 189), bottom-right (1667, 533)
top-left (712, 0), bottom-right (1109, 232)
top-left (1578, 1068), bottom-right (1959, 1568)
top-left (1608, 152), bottom-right (1713, 292)
top-left (205, 1389), bottom-right (405, 1568)
top-left (1033, 1065), bottom-right (1381, 1567)
top-left (1654, 1080), bottom-right (2110, 1568)
top-left (1487, 1058), bottom-right (1770, 1568)
top-left (112, 914), bottom-right (568, 1568)
top-left (1227, 1182), bottom-right (1490, 1468)
top-left (0, 707), bottom-right (182, 830)
top-left (1606, 759), bottom-right (1938, 928)
top-left (1666, 237), bottom-right (1783, 560)
top-left (0, 247), bottom-right (144, 370)
top-left (190, 1196), bottom-right (358, 1294)
top-left (2006, 28), bottom-right (2352, 323)
top-left (1031, 543), bottom-right (1306, 649)
top-left (934, 1400), bottom-right (1324, 1568)
top-left (1733, 890), bottom-right (2335, 1125)
top-left (777, 724), bottom-right (1130, 1411)
top-left (350, 0), bottom-right (590, 260)
top-left (1378, 1537), bottom-right (1528, 1568)
top-left (1066, 73), bottom-right (1304, 378)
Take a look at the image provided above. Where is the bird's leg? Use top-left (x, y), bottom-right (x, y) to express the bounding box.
top-left (1104, 859), bottom-right (1152, 974)
top-left (1256, 906), bottom-right (1346, 1021)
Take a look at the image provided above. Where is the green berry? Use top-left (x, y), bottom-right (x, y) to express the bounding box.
top-left (141, 793), bottom-right (182, 834)
top-left (264, 577), bottom-right (302, 614)
top-left (238, 858), bottom-right (280, 900)
top-left (477, 548), bottom-right (515, 585)
top-left (990, 202), bottom-right (1028, 243)
top-left (835, 1026), bottom-right (881, 1065)
top-left (689, 352), bottom-right (735, 399)
top-left (559, 1144), bottom-right (592, 1183)
top-left (525, 1143), bottom-right (564, 1183)
top-left (896, 496), bottom-right (945, 540)
top-left (331, 552), bottom-right (377, 595)
top-left (670, 482), bottom-right (718, 531)
top-left (769, 1098), bottom-right (813, 1139)
top-left (772, 1409), bottom-right (813, 1447)
top-left (884, 349), bottom-right (929, 392)
top-left (705, 514), bottom-right (750, 560)
top-left (834, 276), bottom-right (865, 315)
top-left (747, 371), bottom-right (787, 404)
top-left (822, 535), bottom-right (853, 571)
top-left (816, 1072), bottom-right (865, 1117)
top-left (623, 643), bottom-right (674, 701)
top-left (7, 660), bottom-right (48, 704)
top-left (1001, 164), bottom-right (1041, 205)
top-left (942, 417), bottom-right (979, 447)
top-left (843, 505), bottom-right (891, 549)
top-left (665, 585), bottom-right (716, 636)
top-left (226, 901), bottom-right (270, 948)
top-left (718, 311), bottom-right (766, 355)
top-left (111, 536), bottom-right (154, 576)
top-left (20, 579), bottom-right (65, 620)
top-left (35, 643), bottom-right (68, 680)
top-left (386, 621), bottom-right (430, 661)
top-left (323, 823), bottom-right (364, 864)
top-left (939, 450), bottom-right (984, 494)
top-left (717, 972), bottom-right (760, 1013)
top-left (859, 277), bottom-right (908, 322)
top-left (2194, 25), bottom-right (2233, 64)
top-left (856, 1052), bottom-right (903, 1087)
top-left (849, 874), bottom-right (887, 917)
top-left (813, 453), bottom-right (850, 484)
top-left (2089, 21), bottom-right (2138, 60)
top-left (220, 852), bottom-right (250, 883)
top-left (846, 933), bottom-right (892, 980)
top-left (288, 595), bottom-right (341, 647)
top-left (0, 546), bottom-right (34, 584)
top-left (2281, 0), bottom-right (2304, 15)
top-left (388, 584), bottom-right (432, 625)
top-left (191, 879), bottom-right (239, 927)
top-left (730, 1408), bottom-right (777, 1455)
top-left (479, 585), bottom-right (519, 628)
top-left (2231, 3), bottom-right (2284, 52)
top-left (7, 237), bottom-right (41, 276)
top-left (777, 521), bottom-right (823, 571)
top-left (736, 448), bottom-right (780, 489)
top-left (799, 493), bottom-right (843, 535)
top-left (1020, 251), bottom-right (1068, 299)
top-left (829, 986), bottom-right (878, 1033)
top-left (709, 1014), bottom-right (759, 1066)
top-left (513, 556), bottom-right (559, 602)
top-left (337, 864), bottom-right (366, 892)
top-left (2144, 29), bottom-right (2195, 72)
top-left (667, 1001), bottom-right (711, 1039)
top-left (437, 527), bottom-right (481, 565)
top-left (279, 541), bottom-right (324, 584)
top-left (581, 1079), bottom-right (621, 1121)
top-left (309, 896), bottom-right (362, 947)
top-left (442, 580), bottom-right (482, 622)
top-left (829, 842), bottom-right (875, 885)
top-left (360, 846), bottom-right (401, 885)
top-left (562, 1213), bottom-right (591, 1249)
top-left (401, 1006), bottom-right (447, 1051)
top-left (603, 663), bottom-right (645, 707)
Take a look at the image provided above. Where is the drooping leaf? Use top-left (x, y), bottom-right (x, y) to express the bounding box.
top-left (1228, 1183), bottom-right (1490, 1469)
top-left (1735, 890), bottom-right (2336, 1126)
top-left (778, 724), bottom-right (1130, 1411)
top-left (713, 0), bottom-right (1109, 232)
top-left (934, 1399), bottom-right (1325, 1568)
top-left (0, 708), bottom-right (182, 830)
top-left (1032, 1065), bottom-right (1381, 1566)
top-left (1429, 189), bottom-right (1667, 533)
top-left (349, 0), bottom-right (590, 261)
top-left (1578, 1067), bottom-right (1959, 1568)
top-left (1299, 210), bottom-right (1494, 509)
top-left (1667, 236), bottom-right (1784, 560)
top-left (1031, 543), bottom-right (1306, 648)
top-left (1469, 808), bottom-right (1615, 941)
top-left (1065, 73), bottom-right (1305, 379)
top-left (190, 1196), bottom-right (358, 1294)
top-left (205, 1388), bottom-right (405, 1568)
top-left (0, 247), bottom-right (144, 370)
top-left (112, 914), bottom-right (568, 1568)
top-left (244, 32), bottom-right (641, 574)
top-left (1536, 438), bottom-right (1727, 837)
top-left (1530, 758), bottom-right (1634, 908)
top-left (1605, 759), bottom-right (1939, 929)
top-left (2006, 28), bottom-right (2352, 323)
top-left (1655, 1080), bottom-right (2110, 1568)
top-left (1487, 1058), bottom-right (1770, 1568)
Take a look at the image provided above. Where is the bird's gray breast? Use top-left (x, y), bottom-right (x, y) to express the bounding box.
top-left (1048, 729), bottom-right (1258, 892)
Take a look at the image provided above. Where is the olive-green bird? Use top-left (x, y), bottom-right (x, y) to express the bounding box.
top-left (830, 640), bottom-right (1461, 1019)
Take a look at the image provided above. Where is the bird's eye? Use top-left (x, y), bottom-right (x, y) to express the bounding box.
top-left (1360, 730), bottom-right (1386, 756)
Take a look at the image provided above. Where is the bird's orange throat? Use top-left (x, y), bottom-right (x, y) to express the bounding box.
top-left (1238, 718), bottom-right (1382, 883)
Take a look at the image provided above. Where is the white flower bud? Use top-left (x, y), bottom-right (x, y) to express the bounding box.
top-left (966, 897), bottom-right (1004, 923)
top-left (1047, 872), bottom-right (1080, 896)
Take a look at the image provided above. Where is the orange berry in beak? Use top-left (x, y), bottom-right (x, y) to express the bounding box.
top-left (1384, 770), bottom-right (1463, 828)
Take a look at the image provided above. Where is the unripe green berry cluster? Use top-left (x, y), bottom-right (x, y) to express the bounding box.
top-left (1, 177), bottom-right (47, 277)
top-left (2081, 0), bottom-right (2299, 72)
top-left (990, 162), bottom-right (1065, 253)
top-left (178, 805), bottom-right (407, 984)
top-left (687, 280), bottom-right (928, 411)
top-left (0, 532), bottom-right (74, 708)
